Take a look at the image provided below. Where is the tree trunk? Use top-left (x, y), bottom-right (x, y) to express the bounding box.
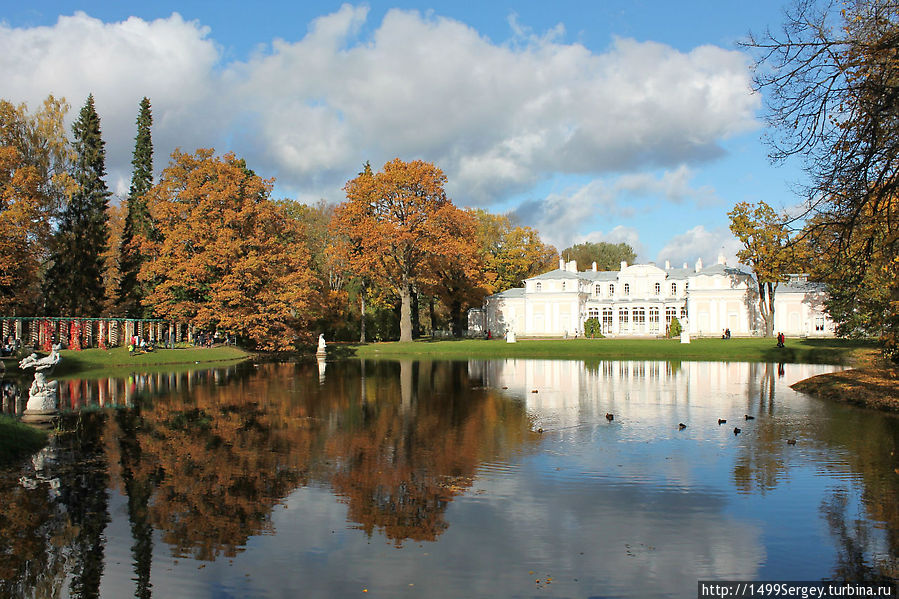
top-left (410, 285), bottom-right (420, 339)
top-left (450, 299), bottom-right (462, 337)
top-left (359, 284), bottom-right (367, 344)
top-left (767, 281), bottom-right (776, 337)
top-left (429, 297), bottom-right (436, 336)
top-left (399, 279), bottom-right (412, 342)
top-left (758, 281), bottom-right (774, 337)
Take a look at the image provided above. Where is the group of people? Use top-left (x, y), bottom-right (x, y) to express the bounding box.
top-left (128, 335), bottom-right (155, 355)
top-left (776, 332), bottom-right (786, 348)
top-left (0, 336), bottom-right (20, 356)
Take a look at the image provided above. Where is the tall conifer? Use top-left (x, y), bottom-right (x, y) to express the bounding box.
top-left (45, 94), bottom-right (110, 316)
top-left (117, 97), bottom-right (154, 316)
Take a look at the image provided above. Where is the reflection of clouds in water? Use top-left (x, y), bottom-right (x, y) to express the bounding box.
top-left (155, 472), bottom-right (763, 598)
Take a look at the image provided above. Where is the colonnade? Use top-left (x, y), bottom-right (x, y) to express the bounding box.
top-left (1, 317), bottom-right (186, 350)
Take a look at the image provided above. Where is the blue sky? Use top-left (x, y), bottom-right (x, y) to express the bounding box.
top-left (1, 1), bottom-right (804, 267)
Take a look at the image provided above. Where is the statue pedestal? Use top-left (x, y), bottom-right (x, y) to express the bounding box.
top-left (680, 331), bottom-right (690, 344)
top-left (506, 330), bottom-right (516, 343)
top-left (21, 409), bottom-right (59, 425)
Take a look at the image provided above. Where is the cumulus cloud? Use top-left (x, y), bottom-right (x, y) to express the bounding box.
top-left (0, 11), bottom-right (221, 195)
top-left (0, 6), bottom-right (757, 204)
top-left (655, 225), bottom-right (741, 268)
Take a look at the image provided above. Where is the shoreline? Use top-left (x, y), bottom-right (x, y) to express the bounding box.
top-left (789, 349), bottom-right (899, 413)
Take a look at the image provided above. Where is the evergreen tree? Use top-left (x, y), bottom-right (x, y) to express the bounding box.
top-left (117, 97), bottom-right (154, 316)
top-left (45, 94), bottom-right (110, 316)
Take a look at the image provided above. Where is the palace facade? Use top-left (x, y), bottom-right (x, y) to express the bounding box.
top-left (469, 256), bottom-right (834, 338)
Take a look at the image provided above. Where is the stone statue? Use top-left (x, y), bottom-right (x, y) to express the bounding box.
top-left (317, 333), bottom-right (327, 356)
top-left (19, 346), bottom-right (61, 420)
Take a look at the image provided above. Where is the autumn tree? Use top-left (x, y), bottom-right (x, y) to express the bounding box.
top-left (117, 97), bottom-right (154, 317)
top-left (560, 241), bottom-right (637, 271)
top-left (45, 94), bottom-right (110, 316)
top-left (745, 0), bottom-right (899, 356)
top-left (139, 149), bottom-right (320, 349)
top-left (728, 201), bottom-right (790, 337)
top-left (471, 209), bottom-right (557, 292)
top-left (425, 208), bottom-right (490, 336)
top-left (0, 95), bottom-right (71, 314)
top-left (334, 159), bottom-right (464, 342)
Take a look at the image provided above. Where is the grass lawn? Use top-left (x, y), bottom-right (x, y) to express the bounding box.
top-left (0, 415), bottom-right (48, 465)
top-left (349, 336), bottom-right (875, 364)
top-left (26, 345), bottom-right (252, 378)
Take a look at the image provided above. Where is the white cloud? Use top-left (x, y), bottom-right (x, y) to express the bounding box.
top-left (0, 11), bottom-right (221, 195)
top-left (655, 225), bottom-right (741, 268)
top-left (0, 7), bottom-right (758, 205)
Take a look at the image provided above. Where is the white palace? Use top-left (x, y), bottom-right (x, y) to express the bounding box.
top-left (469, 255), bottom-right (834, 338)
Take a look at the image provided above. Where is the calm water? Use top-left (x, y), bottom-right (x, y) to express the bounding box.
top-left (1, 359), bottom-right (897, 598)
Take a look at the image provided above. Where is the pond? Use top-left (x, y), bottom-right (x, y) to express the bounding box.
top-left (1, 358), bottom-right (897, 598)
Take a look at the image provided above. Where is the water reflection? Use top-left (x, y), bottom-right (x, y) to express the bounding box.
top-left (0, 359), bottom-right (896, 598)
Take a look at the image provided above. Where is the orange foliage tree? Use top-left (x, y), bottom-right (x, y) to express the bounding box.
top-left (333, 159), bottom-right (476, 342)
top-left (139, 149), bottom-right (320, 349)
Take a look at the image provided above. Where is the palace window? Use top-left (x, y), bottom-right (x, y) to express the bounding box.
top-left (654, 282), bottom-right (661, 295)
top-left (602, 308), bottom-right (613, 333)
top-left (619, 308), bottom-right (629, 331)
top-left (633, 308), bottom-right (646, 330)
top-left (815, 316), bottom-right (826, 331)
top-left (535, 282), bottom-right (542, 292)
top-left (562, 281), bottom-right (566, 291)
top-left (671, 282), bottom-right (677, 295)
top-left (609, 283), bottom-right (615, 296)
top-left (595, 284), bottom-right (601, 297)
top-left (680, 306), bottom-right (687, 319)
top-left (624, 283), bottom-right (630, 296)
top-left (665, 307), bottom-right (676, 325)
top-left (649, 307), bottom-right (659, 332)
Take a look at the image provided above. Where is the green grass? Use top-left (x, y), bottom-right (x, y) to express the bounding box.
top-left (45, 345), bottom-right (250, 377)
top-left (348, 337), bottom-right (875, 364)
top-left (0, 415), bottom-right (48, 465)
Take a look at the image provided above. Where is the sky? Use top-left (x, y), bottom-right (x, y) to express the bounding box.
top-left (0, 1), bottom-right (806, 268)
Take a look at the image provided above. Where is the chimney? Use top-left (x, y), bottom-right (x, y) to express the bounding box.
top-left (566, 260), bottom-right (577, 273)
top-left (620, 260), bottom-right (627, 271)
top-left (592, 261), bottom-right (597, 272)
top-left (717, 252), bottom-right (726, 265)
top-left (559, 257), bottom-right (564, 270)
top-left (665, 260), bottom-right (670, 269)
top-left (695, 257), bottom-right (703, 272)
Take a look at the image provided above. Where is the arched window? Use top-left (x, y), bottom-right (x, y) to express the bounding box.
top-left (671, 282), bottom-right (677, 295)
top-left (595, 284), bottom-right (601, 296)
top-left (562, 281), bottom-right (566, 291)
top-left (624, 283), bottom-right (630, 296)
top-left (535, 282), bottom-right (542, 292)
top-left (654, 282), bottom-right (661, 295)
top-left (609, 283), bottom-right (615, 296)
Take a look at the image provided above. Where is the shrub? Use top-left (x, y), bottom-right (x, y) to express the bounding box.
top-left (668, 317), bottom-right (682, 338)
top-left (584, 317), bottom-right (603, 339)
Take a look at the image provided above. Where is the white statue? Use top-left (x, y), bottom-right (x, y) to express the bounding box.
top-left (317, 334), bottom-right (326, 354)
top-left (19, 348), bottom-right (61, 413)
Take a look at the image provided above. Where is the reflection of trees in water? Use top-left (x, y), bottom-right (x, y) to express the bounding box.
top-left (0, 357), bottom-right (539, 592)
top-left (325, 360), bottom-right (538, 545)
top-left (732, 367), bottom-right (899, 579)
top-left (822, 490), bottom-right (898, 581)
top-left (819, 412), bottom-right (899, 581)
top-left (0, 414), bottom-right (110, 599)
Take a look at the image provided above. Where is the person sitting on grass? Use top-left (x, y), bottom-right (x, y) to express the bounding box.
top-left (128, 343), bottom-right (135, 356)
